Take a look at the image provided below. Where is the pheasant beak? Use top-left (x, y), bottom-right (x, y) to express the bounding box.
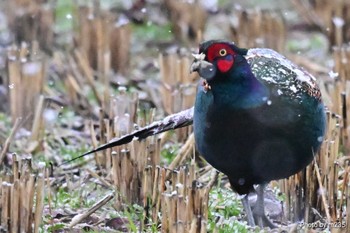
top-left (190, 53), bottom-right (205, 73)
top-left (190, 53), bottom-right (216, 80)
top-left (190, 60), bottom-right (201, 73)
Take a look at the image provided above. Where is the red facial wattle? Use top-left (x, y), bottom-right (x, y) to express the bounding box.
top-left (206, 43), bottom-right (235, 73)
top-left (217, 58), bottom-right (234, 73)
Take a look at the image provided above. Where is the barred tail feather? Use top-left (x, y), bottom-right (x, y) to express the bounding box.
top-left (60, 108), bottom-right (194, 165)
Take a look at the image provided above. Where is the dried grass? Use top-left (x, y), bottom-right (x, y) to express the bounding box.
top-left (0, 155), bottom-right (46, 232)
top-left (231, 9), bottom-right (286, 52)
top-left (291, 0), bottom-right (350, 47)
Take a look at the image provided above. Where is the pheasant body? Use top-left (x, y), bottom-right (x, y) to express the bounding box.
top-left (193, 41), bottom-right (326, 195)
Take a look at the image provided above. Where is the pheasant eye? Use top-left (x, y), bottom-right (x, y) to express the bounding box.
top-left (219, 49), bottom-right (227, 56)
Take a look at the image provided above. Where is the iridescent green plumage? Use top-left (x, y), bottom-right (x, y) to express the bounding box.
top-left (193, 41), bottom-right (326, 195)
top-left (192, 40), bottom-right (326, 227)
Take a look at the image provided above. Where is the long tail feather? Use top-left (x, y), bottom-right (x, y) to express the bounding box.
top-left (60, 107), bottom-right (194, 165)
